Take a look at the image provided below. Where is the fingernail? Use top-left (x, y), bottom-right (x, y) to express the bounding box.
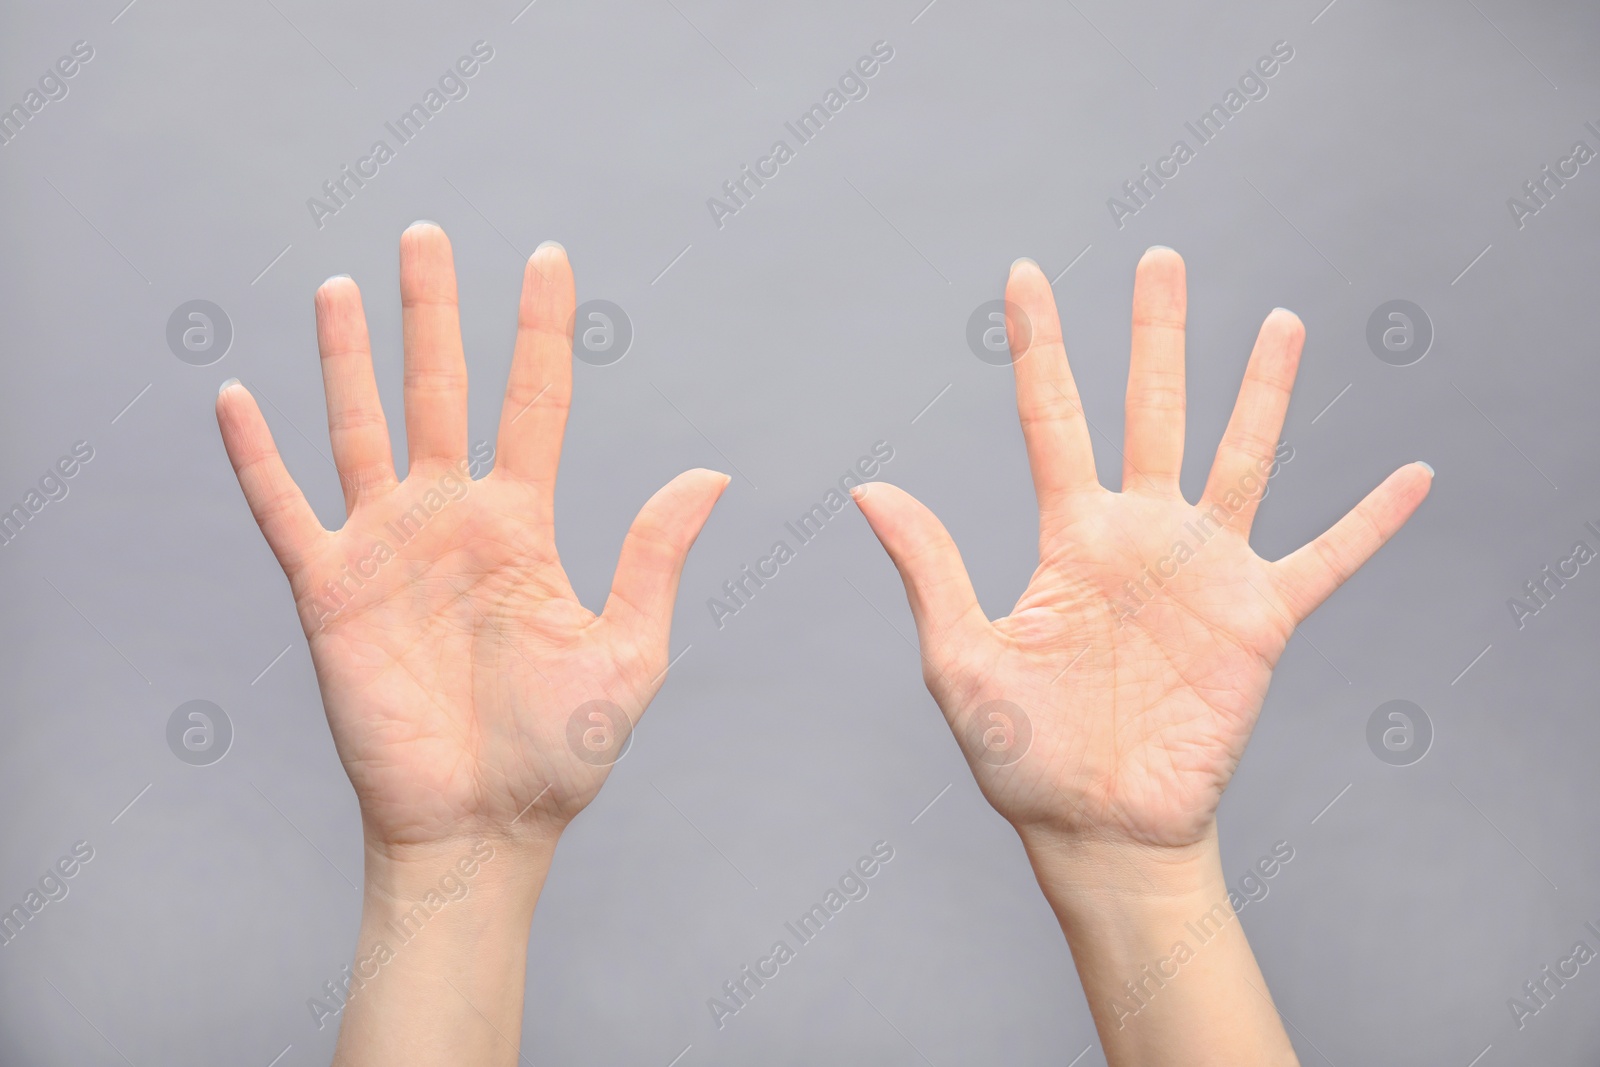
top-left (321, 273), bottom-right (351, 286)
top-left (1010, 257), bottom-right (1038, 276)
top-left (849, 484), bottom-right (868, 501)
top-left (1416, 461), bottom-right (1435, 476)
top-left (219, 377), bottom-right (241, 396)
top-left (535, 240), bottom-right (565, 254)
top-left (406, 219), bottom-right (440, 230)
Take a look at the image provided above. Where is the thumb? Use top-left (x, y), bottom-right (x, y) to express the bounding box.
top-left (850, 482), bottom-right (987, 659)
top-left (602, 468), bottom-right (731, 652)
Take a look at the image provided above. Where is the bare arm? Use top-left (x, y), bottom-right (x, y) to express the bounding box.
top-left (853, 249), bottom-right (1430, 1065)
top-left (216, 226), bottom-right (726, 1065)
top-left (1023, 829), bottom-right (1295, 1064)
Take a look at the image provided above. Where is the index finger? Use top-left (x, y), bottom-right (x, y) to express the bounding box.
top-left (1005, 259), bottom-right (1102, 522)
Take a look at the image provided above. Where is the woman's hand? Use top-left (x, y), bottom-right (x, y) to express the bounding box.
top-left (217, 224), bottom-right (727, 1066)
top-left (855, 248), bottom-right (1430, 853)
top-left (218, 225), bottom-right (725, 856)
top-left (853, 248), bottom-right (1430, 1065)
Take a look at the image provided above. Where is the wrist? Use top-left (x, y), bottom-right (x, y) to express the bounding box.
top-left (332, 832), bottom-right (556, 1065)
top-left (1015, 822), bottom-right (1298, 1063)
top-left (1015, 820), bottom-right (1226, 913)
top-left (359, 829), bottom-right (559, 929)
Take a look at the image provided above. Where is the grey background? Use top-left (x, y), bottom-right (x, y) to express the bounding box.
top-left (0, 0), bottom-right (1597, 1064)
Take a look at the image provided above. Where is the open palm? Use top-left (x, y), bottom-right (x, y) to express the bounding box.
top-left (855, 249), bottom-right (1430, 849)
top-left (216, 225), bottom-right (727, 850)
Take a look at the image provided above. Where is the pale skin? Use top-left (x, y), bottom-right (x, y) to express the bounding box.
top-left (851, 248), bottom-right (1432, 1065)
top-left (216, 222), bottom-right (728, 1066)
top-left (216, 233), bottom-right (1425, 1063)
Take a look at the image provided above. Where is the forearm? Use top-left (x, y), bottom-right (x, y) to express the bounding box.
top-left (1018, 825), bottom-right (1298, 1067)
top-left (330, 831), bottom-right (556, 1067)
